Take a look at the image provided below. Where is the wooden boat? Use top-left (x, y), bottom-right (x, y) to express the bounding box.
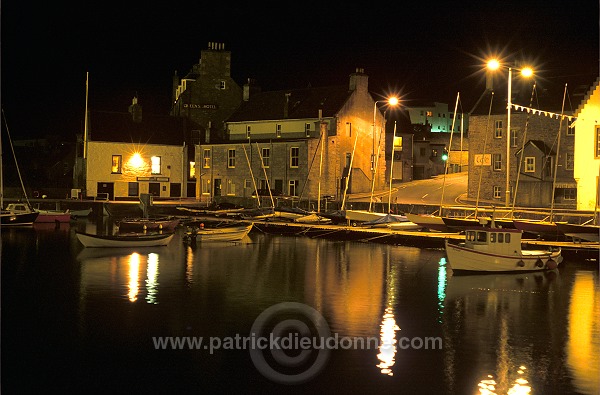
top-left (183, 222), bottom-right (253, 242)
top-left (512, 219), bottom-right (566, 241)
top-left (445, 224), bottom-right (562, 272)
top-left (76, 231), bottom-right (175, 248)
top-left (117, 216), bottom-right (181, 232)
top-left (556, 222), bottom-right (600, 242)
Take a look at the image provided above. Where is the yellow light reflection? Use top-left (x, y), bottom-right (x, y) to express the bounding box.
top-left (145, 253), bottom-right (159, 304)
top-left (477, 366), bottom-right (532, 395)
top-left (128, 253), bottom-right (140, 302)
top-left (566, 271), bottom-right (600, 394)
top-left (377, 306), bottom-right (399, 376)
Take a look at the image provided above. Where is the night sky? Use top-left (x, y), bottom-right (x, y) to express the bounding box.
top-left (1, 0), bottom-right (598, 139)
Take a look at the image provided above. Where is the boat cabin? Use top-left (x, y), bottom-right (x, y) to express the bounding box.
top-left (464, 227), bottom-right (523, 255)
top-left (5, 203), bottom-right (33, 214)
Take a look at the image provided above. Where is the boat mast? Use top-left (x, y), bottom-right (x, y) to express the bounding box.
top-left (255, 142), bottom-right (274, 208)
top-left (387, 121), bottom-right (397, 213)
top-left (341, 132), bottom-right (359, 210)
top-left (549, 84), bottom-right (568, 222)
top-left (439, 92), bottom-right (459, 215)
top-left (2, 109), bottom-right (32, 208)
top-left (317, 117), bottom-right (325, 213)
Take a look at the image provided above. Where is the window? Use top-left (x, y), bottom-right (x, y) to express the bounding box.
top-left (290, 147), bottom-right (299, 168)
top-left (565, 153), bottom-right (574, 170)
top-left (276, 124), bottom-right (282, 138)
top-left (228, 149), bottom-right (236, 168)
top-left (511, 130), bottom-right (518, 147)
top-left (490, 233), bottom-right (496, 243)
top-left (245, 179), bottom-right (252, 189)
top-left (111, 155), bottom-right (122, 174)
top-left (246, 126), bottom-right (251, 139)
top-left (566, 122), bottom-right (575, 136)
top-left (201, 179), bottom-right (210, 195)
top-left (289, 180), bottom-right (299, 196)
top-left (505, 233), bottom-right (511, 243)
top-left (493, 186), bottom-right (502, 199)
top-left (495, 120), bottom-right (503, 138)
top-left (493, 153), bottom-right (502, 171)
top-left (189, 161), bottom-right (196, 179)
top-left (498, 233), bottom-right (504, 243)
top-left (261, 148), bottom-right (270, 168)
top-left (346, 122), bottom-right (352, 137)
top-left (596, 126), bottom-right (600, 158)
top-left (220, 81), bottom-right (226, 90)
top-left (203, 149), bottom-right (211, 168)
top-left (476, 232), bottom-right (487, 242)
top-left (564, 188), bottom-right (576, 200)
top-left (305, 123), bottom-right (311, 137)
top-left (151, 156), bottom-right (161, 174)
top-left (227, 179), bottom-right (236, 195)
top-left (525, 157), bottom-right (535, 172)
top-left (128, 182), bottom-right (139, 196)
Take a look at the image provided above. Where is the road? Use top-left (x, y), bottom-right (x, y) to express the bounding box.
top-left (349, 172), bottom-right (469, 206)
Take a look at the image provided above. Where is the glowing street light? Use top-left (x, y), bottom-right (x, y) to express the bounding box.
top-left (487, 59), bottom-right (534, 207)
top-left (370, 96), bottom-right (400, 210)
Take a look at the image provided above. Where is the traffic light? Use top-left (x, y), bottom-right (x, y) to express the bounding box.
top-left (441, 149), bottom-right (448, 161)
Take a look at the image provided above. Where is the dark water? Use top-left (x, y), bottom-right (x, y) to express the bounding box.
top-left (2, 219), bottom-right (599, 394)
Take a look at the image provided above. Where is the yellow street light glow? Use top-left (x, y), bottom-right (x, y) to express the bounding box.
top-left (129, 152), bottom-right (144, 168)
top-left (388, 97), bottom-right (399, 106)
top-left (521, 67), bottom-right (533, 77)
top-left (487, 59), bottom-right (500, 70)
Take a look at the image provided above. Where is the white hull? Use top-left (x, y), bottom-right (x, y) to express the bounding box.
top-left (387, 221), bottom-right (422, 231)
top-left (77, 232), bottom-right (174, 248)
top-left (344, 210), bottom-right (387, 223)
top-left (404, 213), bottom-right (450, 232)
top-left (445, 240), bottom-right (562, 272)
top-left (191, 224), bottom-right (253, 242)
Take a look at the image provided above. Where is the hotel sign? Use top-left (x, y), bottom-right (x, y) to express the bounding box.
top-left (137, 176), bottom-right (170, 182)
top-left (474, 154), bottom-right (491, 166)
top-left (183, 103), bottom-right (218, 109)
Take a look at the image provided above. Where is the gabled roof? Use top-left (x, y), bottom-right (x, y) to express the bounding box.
top-left (524, 139), bottom-right (556, 156)
top-left (88, 110), bottom-right (185, 145)
top-left (574, 76), bottom-right (600, 116)
top-left (227, 86), bottom-right (353, 122)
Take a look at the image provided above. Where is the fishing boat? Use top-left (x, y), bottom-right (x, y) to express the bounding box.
top-left (445, 222), bottom-right (562, 272)
top-left (556, 222), bottom-right (600, 242)
top-left (183, 222), bottom-right (253, 243)
top-left (117, 216), bottom-right (181, 233)
top-left (76, 231), bottom-right (175, 248)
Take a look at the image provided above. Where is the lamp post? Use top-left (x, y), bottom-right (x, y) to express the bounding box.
top-left (370, 97), bottom-right (399, 211)
top-left (487, 60), bottom-right (533, 207)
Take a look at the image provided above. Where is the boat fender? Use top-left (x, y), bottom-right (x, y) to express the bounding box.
top-left (159, 224), bottom-right (163, 229)
top-left (546, 259), bottom-right (558, 270)
top-left (200, 223), bottom-right (204, 229)
top-left (535, 258), bottom-right (544, 268)
top-left (516, 260), bottom-right (525, 267)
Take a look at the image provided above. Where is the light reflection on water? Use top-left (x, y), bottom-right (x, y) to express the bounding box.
top-left (2, 222), bottom-right (599, 394)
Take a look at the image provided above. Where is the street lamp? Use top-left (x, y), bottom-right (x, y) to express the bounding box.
top-left (370, 96), bottom-right (399, 210)
top-left (487, 59), bottom-right (533, 207)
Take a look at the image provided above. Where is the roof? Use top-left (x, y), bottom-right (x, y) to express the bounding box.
top-left (88, 110), bottom-right (185, 145)
top-left (524, 139), bottom-right (556, 156)
top-left (227, 86), bottom-right (353, 122)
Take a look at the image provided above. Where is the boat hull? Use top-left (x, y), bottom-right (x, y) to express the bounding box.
top-left (556, 223), bottom-right (600, 242)
top-left (445, 239), bottom-right (562, 272)
top-left (405, 213), bottom-right (451, 232)
top-left (117, 217), bottom-right (180, 232)
top-left (1, 211), bottom-right (40, 226)
top-left (34, 212), bottom-right (72, 223)
top-left (76, 232), bottom-right (174, 248)
top-left (186, 224), bottom-right (253, 242)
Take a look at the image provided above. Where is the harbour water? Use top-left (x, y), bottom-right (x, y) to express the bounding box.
top-left (2, 219), bottom-right (599, 394)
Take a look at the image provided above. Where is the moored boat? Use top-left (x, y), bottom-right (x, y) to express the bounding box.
top-left (405, 213), bottom-right (451, 232)
top-left (117, 216), bottom-right (181, 232)
top-left (183, 222), bottom-right (253, 242)
top-left (5, 203), bottom-right (70, 223)
top-left (556, 222), bottom-right (600, 242)
top-left (76, 231), bottom-right (175, 248)
top-left (1, 209), bottom-right (39, 226)
top-left (512, 219), bottom-right (566, 241)
top-left (445, 224), bottom-right (562, 272)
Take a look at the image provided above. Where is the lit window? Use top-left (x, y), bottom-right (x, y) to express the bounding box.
top-left (525, 157), bottom-right (535, 172)
top-left (261, 148), bottom-right (270, 168)
top-left (111, 155), bottom-right (122, 174)
top-left (290, 147), bottom-right (299, 168)
top-left (203, 149), bottom-right (211, 168)
top-left (151, 156), bottom-right (161, 174)
top-left (228, 149), bottom-right (236, 168)
top-left (189, 161), bottom-right (196, 179)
